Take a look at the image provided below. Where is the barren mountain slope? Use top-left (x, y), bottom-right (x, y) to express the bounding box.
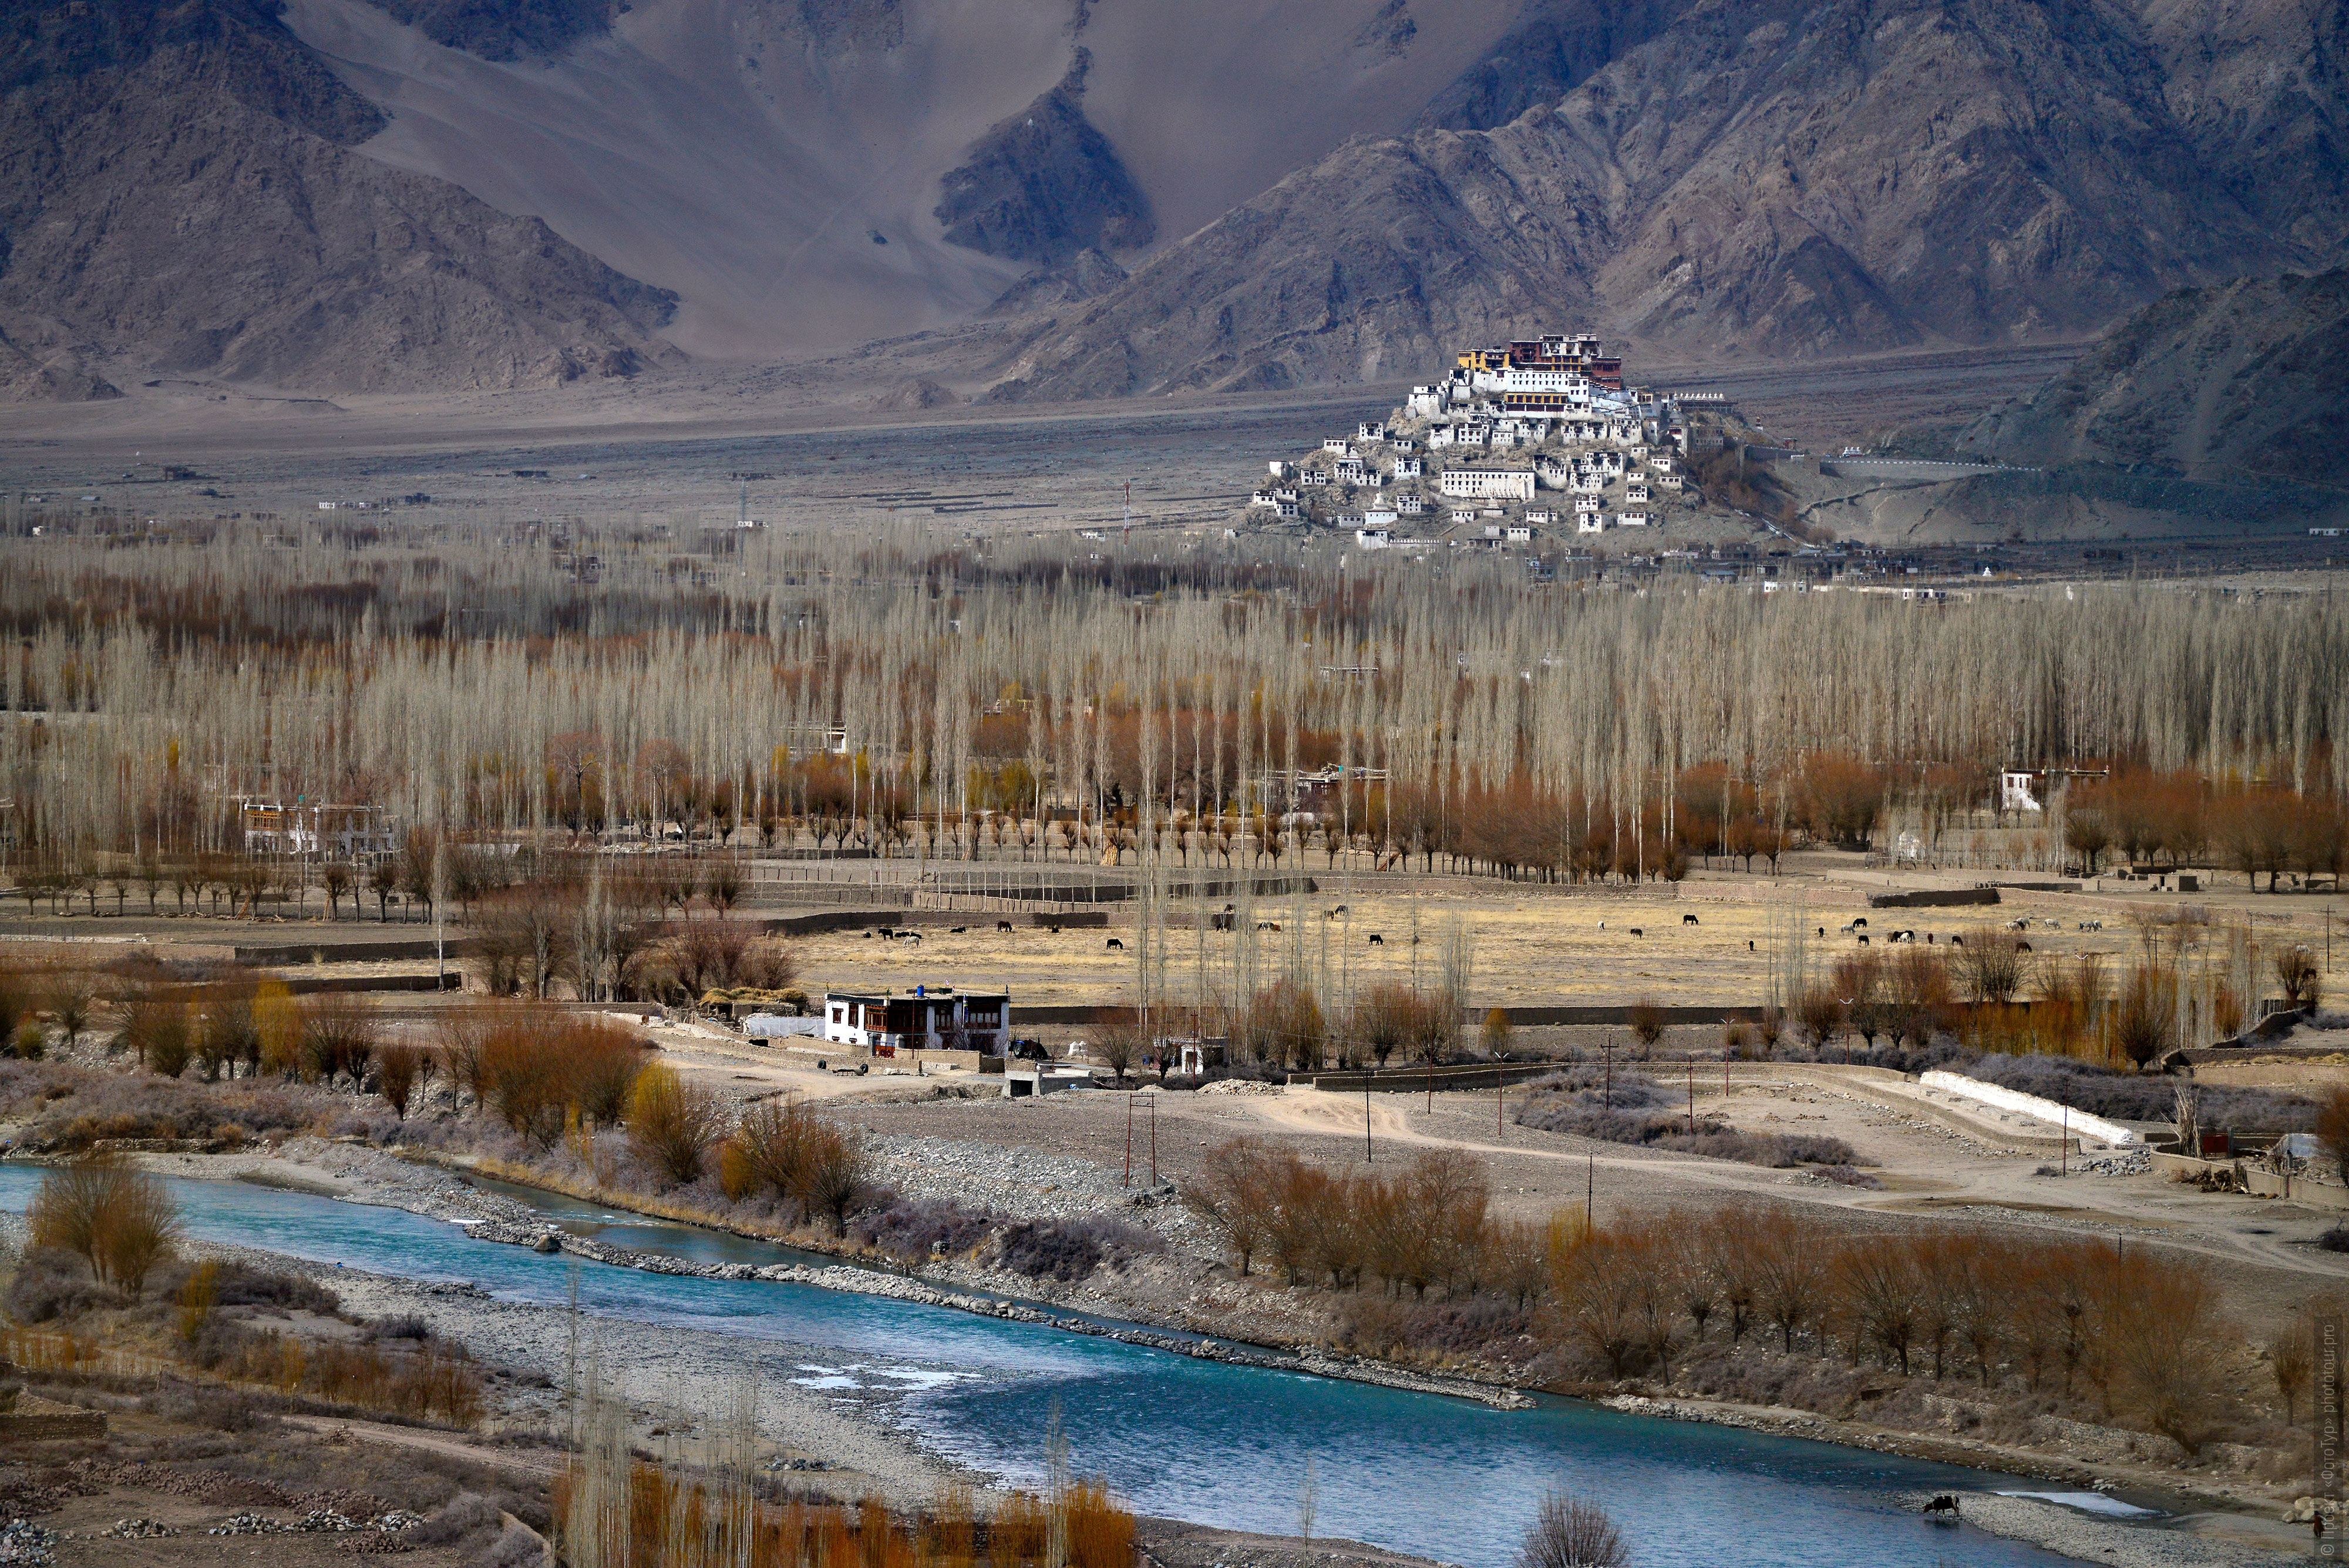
top-left (1951, 267), bottom-right (2349, 486)
top-left (284, 0), bottom-right (1536, 363)
top-left (986, 0), bottom-right (2335, 400)
top-left (0, 0), bottom-right (678, 398)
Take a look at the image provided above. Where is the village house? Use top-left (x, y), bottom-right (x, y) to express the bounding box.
top-left (1618, 510), bottom-right (1650, 527)
top-left (1397, 495), bottom-right (1425, 515)
top-left (823, 987), bottom-right (1009, 1057)
top-left (237, 799), bottom-right (399, 860)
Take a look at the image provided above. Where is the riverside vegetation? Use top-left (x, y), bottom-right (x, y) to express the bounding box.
top-left (1188, 1138), bottom-right (2329, 1489)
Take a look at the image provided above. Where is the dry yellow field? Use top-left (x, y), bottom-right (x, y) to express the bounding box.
top-left (788, 866), bottom-right (2345, 1012)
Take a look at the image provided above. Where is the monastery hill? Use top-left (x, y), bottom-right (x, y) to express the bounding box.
top-left (1248, 334), bottom-right (1727, 553)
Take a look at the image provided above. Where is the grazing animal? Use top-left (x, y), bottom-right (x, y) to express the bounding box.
top-left (1748, 940), bottom-right (1755, 952)
top-left (1211, 912), bottom-right (1235, 931)
top-left (1368, 933), bottom-right (1384, 945)
top-left (997, 920), bottom-right (1014, 933)
top-left (2015, 940), bottom-right (2031, 952)
top-left (1257, 921), bottom-right (1282, 933)
top-left (901, 932), bottom-right (922, 945)
top-left (1682, 914), bottom-right (1699, 926)
top-left (1598, 921), bottom-right (1606, 931)
top-left (1922, 1495), bottom-right (1960, 1521)
top-left (1857, 934), bottom-right (1869, 945)
top-left (1817, 926), bottom-right (1826, 938)
top-left (877, 927), bottom-right (896, 940)
top-left (1048, 924), bottom-right (1063, 935)
top-left (950, 927), bottom-right (967, 934)
top-left (2009, 918), bottom-right (2030, 931)
top-left (864, 930), bottom-right (876, 940)
top-left (1106, 937), bottom-right (1125, 951)
top-left (1852, 918), bottom-right (1867, 929)
top-left (1839, 924), bottom-right (1855, 935)
top-left (1926, 933), bottom-right (1936, 943)
top-left (1890, 930), bottom-right (1915, 943)
top-left (1951, 935), bottom-right (1964, 947)
top-left (1627, 927), bottom-right (1643, 937)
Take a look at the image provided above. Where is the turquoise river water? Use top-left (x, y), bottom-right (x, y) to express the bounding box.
top-left (0, 1166), bottom-right (2109, 1567)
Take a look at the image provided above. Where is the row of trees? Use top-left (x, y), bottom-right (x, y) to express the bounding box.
top-left (1186, 1145), bottom-right (2256, 1458)
top-left (2067, 772), bottom-right (2349, 889)
top-left (1190, 1142), bottom-right (1546, 1304)
top-left (7, 526), bottom-right (2345, 913)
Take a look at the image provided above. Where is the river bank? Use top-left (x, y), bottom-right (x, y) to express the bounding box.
top-left (83, 1142), bottom-right (2318, 1568)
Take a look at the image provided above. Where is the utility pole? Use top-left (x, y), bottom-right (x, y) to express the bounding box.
top-left (1149, 1091), bottom-right (1158, 1185)
top-left (1123, 1092), bottom-right (1134, 1187)
top-left (1364, 1066), bottom-right (1373, 1162)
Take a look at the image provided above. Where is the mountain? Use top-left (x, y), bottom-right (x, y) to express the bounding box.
top-left (982, 0), bottom-right (2346, 399)
top-left (1951, 267), bottom-right (2349, 487)
top-left (5, 0), bottom-right (2342, 400)
top-left (278, 0), bottom-right (1536, 362)
top-left (0, 0), bottom-right (678, 399)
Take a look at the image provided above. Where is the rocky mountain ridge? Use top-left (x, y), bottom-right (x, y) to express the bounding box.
top-left (0, 0), bottom-right (679, 398)
top-left (2, 0), bottom-right (2341, 401)
top-left (982, 0), bottom-right (2347, 401)
top-left (1951, 267), bottom-right (2349, 488)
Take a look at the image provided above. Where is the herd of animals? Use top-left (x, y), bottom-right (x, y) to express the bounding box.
top-left (846, 909), bottom-right (2102, 954)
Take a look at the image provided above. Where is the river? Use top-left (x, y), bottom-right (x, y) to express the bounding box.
top-left (0, 1166), bottom-right (2098, 1567)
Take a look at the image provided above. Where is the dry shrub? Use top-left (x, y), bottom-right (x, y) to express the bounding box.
top-left (1957, 929), bottom-right (2027, 1004)
top-left (1189, 1138), bottom-right (1487, 1298)
top-left (199, 1325), bottom-right (484, 1426)
top-left (2323, 1089), bottom-right (2349, 1179)
top-left (459, 1003), bottom-right (648, 1146)
top-left (28, 1152), bottom-right (180, 1300)
top-left (1062, 1480), bottom-right (1133, 1568)
top-left (298, 995), bottom-right (377, 1087)
top-left (1239, 979), bottom-right (1325, 1069)
top-left (849, 1197), bottom-right (995, 1263)
top-left (376, 1043), bottom-right (421, 1119)
top-left (990, 1217), bottom-right (1159, 1282)
top-left (2112, 964), bottom-right (2178, 1069)
top-left (117, 991), bottom-right (194, 1078)
top-left (626, 1062), bottom-right (725, 1186)
top-left (1627, 997), bottom-right (1665, 1054)
top-left (1516, 1489), bottom-right (1628, 1568)
top-left (571, 1019), bottom-right (648, 1125)
top-left (177, 1259), bottom-right (220, 1343)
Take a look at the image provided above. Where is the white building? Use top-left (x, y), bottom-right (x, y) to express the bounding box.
top-left (1397, 495), bottom-right (1425, 515)
top-left (1617, 510), bottom-right (1650, 527)
top-left (1438, 468), bottom-right (1537, 502)
top-left (1357, 422), bottom-right (1388, 441)
top-left (1577, 512), bottom-right (1608, 534)
top-left (1354, 528), bottom-right (1393, 550)
top-left (823, 987), bottom-right (1009, 1057)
